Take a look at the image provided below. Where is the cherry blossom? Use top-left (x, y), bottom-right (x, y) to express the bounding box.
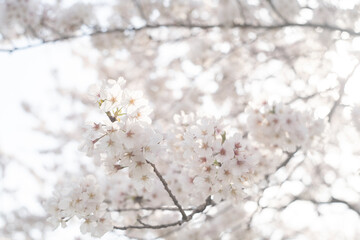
top-left (44, 175), bottom-right (112, 237)
top-left (2, 1), bottom-right (360, 240)
top-left (246, 102), bottom-right (325, 151)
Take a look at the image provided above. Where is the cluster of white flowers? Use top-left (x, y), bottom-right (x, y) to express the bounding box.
top-left (79, 78), bottom-right (162, 191)
top-left (45, 175), bottom-right (112, 237)
top-left (44, 75), bottom-right (334, 239)
top-left (246, 102), bottom-right (324, 151)
top-left (169, 112), bottom-right (258, 203)
top-left (77, 78), bottom-right (259, 208)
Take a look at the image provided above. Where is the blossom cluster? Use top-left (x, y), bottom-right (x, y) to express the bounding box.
top-left (79, 78), bottom-right (162, 190)
top-left (45, 175), bottom-right (112, 237)
top-left (45, 77), bottom-right (331, 238)
top-left (79, 78), bottom-right (259, 206)
top-left (2, 0), bottom-right (359, 239)
top-left (81, 78), bottom-right (259, 205)
top-left (168, 112), bottom-right (258, 203)
top-left (246, 102), bottom-right (325, 151)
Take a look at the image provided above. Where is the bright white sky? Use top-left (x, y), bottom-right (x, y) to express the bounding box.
top-left (0, 40), bottom-right (106, 240)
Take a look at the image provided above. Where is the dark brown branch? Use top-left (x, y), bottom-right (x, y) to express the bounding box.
top-left (186, 196), bottom-right (213, 220)
top-left (1, 22), bottom-right (360, 53)
top-left (276, 147), bottom-right (300, 171)
top-left (145, 160), bottom-right (187, 220)
top-left (106, 111), bottom-right (117, 122)
top-left (113, 196), bottom-right (212, 230)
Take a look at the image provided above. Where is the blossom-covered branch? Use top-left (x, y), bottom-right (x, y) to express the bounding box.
top-left (4, 1), bottom-right (360, 239)
top-left (44, 76), bottom-right (327, 237)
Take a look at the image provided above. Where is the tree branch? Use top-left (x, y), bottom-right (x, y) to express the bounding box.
top-left (145, 160), bottom-right (187, 220)
top-left (263, 148), bottom-right (299, 183)
top-left (293, 196), bottom-right (360, 215)
top-left (287, 87), bottom-right (336, 104)
top-left (266, 0), bottom-right (288, 23)
top-left (235, 0), bottom-right (247, 24)
top-left (1, 22), bottom-right (360, 53)
top-left (275, 147), bottom-right (300, 171)
top-left (114, 219), bottom-right (183, 230)
top-left (249, 148), bottom-right (301, 229)
top-left (113, 196), bottom-right (213, 230)
top-left (132, 0), bottom-right (147, 21)
top-left (328, 61), bottom-right (360, 122)
top-left (108, 206), bottom-right (195, 212)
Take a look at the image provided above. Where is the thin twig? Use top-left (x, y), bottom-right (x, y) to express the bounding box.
top-left (263, 148), bottom-right (299, 183)
top-left (108, 206), bottom-right (195, 212)
top-left (132, 0), bottom-right (147, 21)
top-left (114, 219), bottom-right (183, 230)
top-left (286, 87), bottom-right (336, 104)
top-left (266, 0), bottom-right (288, 23)
top-left (235, 0), bottom-right (247, 24)
top-left (292, 196), bottom-right (360, 215)
top-left (249, 148), bottom-right (300, 230)
top-left (275, 147), bottom-right (300, 171)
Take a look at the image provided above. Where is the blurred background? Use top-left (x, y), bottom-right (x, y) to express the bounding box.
top-left (1, 0), bottom-right (360, 239)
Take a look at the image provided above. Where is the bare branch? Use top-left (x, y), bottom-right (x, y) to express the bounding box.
top-left (266, 0), bottom-right (288, 23)
top-left (108, 206), bottom-right (195, 212)
top-left (276, 147), bottom-right (300, 171)
top-left (113, 196), bottom-right (213, 230)
top-left (287, 87), bottom-right (336, 104)
top-left (145, 160), bottom-right (187, 220)
top-left (114, 219), bottom-right (183, 230)
top-left (248, 148), bottom-right (301, 230)
top-left (293, 196), bottom-right (360, 215)
top-left (1, 22), bottom-right (360, 53)
top-left (263, 148), bottom-right (300, 184)
top-left (328, 61), bottom-right (360, 122)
